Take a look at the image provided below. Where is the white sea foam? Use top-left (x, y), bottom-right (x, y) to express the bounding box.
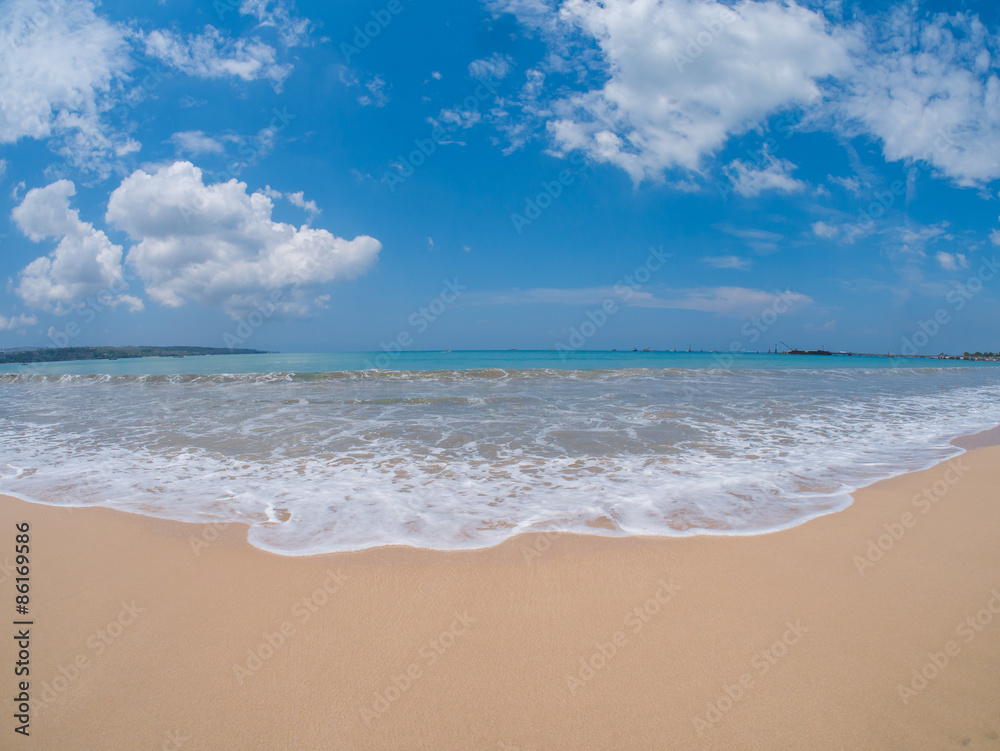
top-left (1, 367), bottom-right (999, 554)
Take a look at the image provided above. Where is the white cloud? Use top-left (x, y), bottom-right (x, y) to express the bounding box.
top-left (340, 69), bottom-right (389, 107)
top-left (827, 174), bottom-right (861, 194)
top-left (483, 2), bottom-right (1000, 191)
top-left (357, 74), bottom-right (388, 107)
top-left (143, 26), bottom-right (290, 88)
top-left (714, 224), bottom-right (784, 254)
top-left (262, 187), bottom-right (320, 217)
top-left (898, 222), bottom-right (952, 257)
top-left (477, 284), bottom-right (810, 315)
top-left (702, 255), bottom-right (751, 270)
top-left (632, 286), bottom-right (812, 315)
top-left (812, 220), bottom-right (839, 239)
top-left (724, 151), bottom-right (805, 197)
top-left (170, 130), bottom-right (226, 155)
top-left (0, 159), bottom-right (6, 180)
top-left (504, 0), bottom-right (854, 181)
top-left (716, 226), bottom-right (783, 243)
top-left (12, 180), bottom-right (140, 314)
top-left (935, 251), bottom-right (969, 271)
top-left (0, 313), bottom-right (37, 331)
top-left (286, 191), bottom-right (319, 216)
top-left (438, 108), bottom-right (482, 129)
top-left (469, 53), bottom-right (514, 82)
top-left (106, 161), bottom-right (381, 317)
top-left (238, 0), bottom-right (314, 47)
top-left (0, 0), bottom-right (133, 169)
top-left (841, 11), bottom-right (1000, 187)
top-left (478, 286), bottom-right (631, 306)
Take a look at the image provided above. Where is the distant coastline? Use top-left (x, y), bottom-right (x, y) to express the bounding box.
top-left (0, 346), bottom-right (269, 365)
top-left (1, 346), bottom-right (997, 367)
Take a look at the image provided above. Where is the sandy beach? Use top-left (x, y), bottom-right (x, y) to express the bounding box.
top-left (2, 440), bottom-right (999, 750)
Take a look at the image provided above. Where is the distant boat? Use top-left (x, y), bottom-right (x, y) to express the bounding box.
top-left (786, 349), bottom-right (832, 356)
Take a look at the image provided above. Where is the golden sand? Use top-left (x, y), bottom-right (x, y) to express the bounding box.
top-left (1, 445), bottom-right (999, 749)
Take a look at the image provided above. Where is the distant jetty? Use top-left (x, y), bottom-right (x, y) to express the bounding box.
top-left (0, 346), bottom-right (268, 365)
top-left (778, 350), bottom-right (999, 362)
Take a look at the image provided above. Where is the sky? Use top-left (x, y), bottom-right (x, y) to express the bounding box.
top-left (1, 0), bottom-right (1000, 355)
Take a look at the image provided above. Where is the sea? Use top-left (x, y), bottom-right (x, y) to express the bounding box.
top-left (1, 351), bottom-right (999, 554)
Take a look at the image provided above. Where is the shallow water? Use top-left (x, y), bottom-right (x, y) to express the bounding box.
top-left (2, 353), bottom-right (998, 554)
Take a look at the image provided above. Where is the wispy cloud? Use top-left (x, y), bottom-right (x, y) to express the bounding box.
top-left (169, 130), bottom-right (226, 155)
top-left (702, 255), bottom-right (751, 270)
top-left (143, 26), bottom-right (291, 89)
top-left (935, 251), bottom-right (968, 271)
top-left (473, 285), bottom-right (812, 316)
top-left (724, 150), bottom-right (805, 198)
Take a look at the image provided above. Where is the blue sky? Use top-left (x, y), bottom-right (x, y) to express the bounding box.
top-left (1, 0), bottom-right (1000, 355)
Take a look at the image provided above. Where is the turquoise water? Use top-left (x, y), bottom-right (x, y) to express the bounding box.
top-left (0, 349), bottom-right (991, 375)
top-left (1, 352), bottom-right (999, 553)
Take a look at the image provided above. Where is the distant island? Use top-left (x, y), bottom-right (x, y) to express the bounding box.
top-left (962, 351), bottom-right (1000, 361)
top-left (0, 346), bottom-right (268, 365)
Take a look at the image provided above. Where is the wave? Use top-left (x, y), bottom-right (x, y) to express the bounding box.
top-left (0, 365), bottom-right (986, 386)
top-left (1, 365), bottom-right (999, 553)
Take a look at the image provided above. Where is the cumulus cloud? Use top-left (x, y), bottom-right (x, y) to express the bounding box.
top-left (0, 0), bottom-right (133, 170)
top-left (497, 0), bottom-right (854, 181)
top-left (841, 11), bottom-right (1000, 187)
top-left (12, 180), bottom-right (141, 314)
top-left (0, 1), bottom-right (306, 174)
top-left (483, 1), bottom-right (1000, 191)
top-left (0, 313), bottom-right (38, 331)
top-left (106, 161), bottom-right (381, 317)
top-left (143, 26), bottom-right (291, 88)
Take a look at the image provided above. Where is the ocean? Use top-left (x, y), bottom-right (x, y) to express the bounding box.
top-left (1, 351), bottom-right (999, 554)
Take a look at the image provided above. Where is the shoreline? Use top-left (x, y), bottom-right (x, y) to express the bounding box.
top-left (1, 423), bottom-right (997, 557)
top-left (1, 432), bottom-right (999, 747)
